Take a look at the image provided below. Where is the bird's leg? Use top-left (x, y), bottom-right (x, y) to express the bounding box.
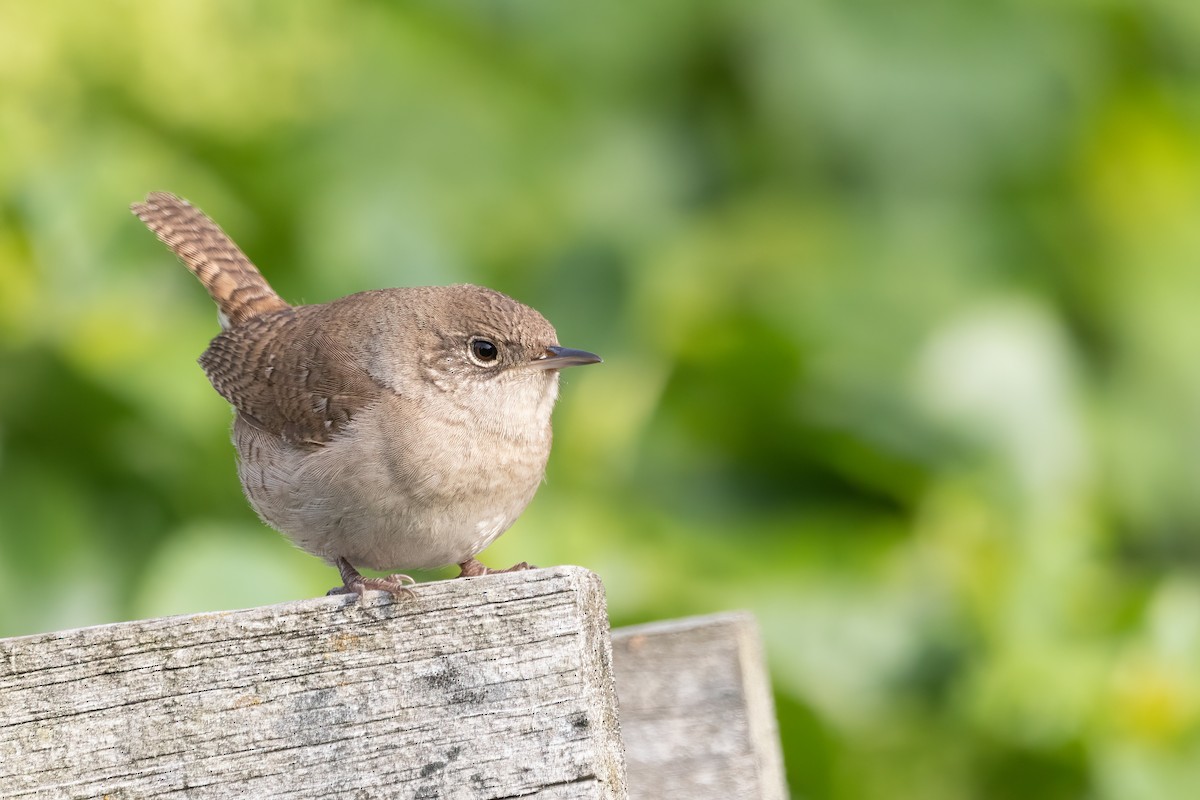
top-left (457, 557), bottom-right (536, 578)
top-left (327, 556), bottom-right (416, 599)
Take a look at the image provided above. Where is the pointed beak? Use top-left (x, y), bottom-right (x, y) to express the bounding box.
top-left (528, 345), bottom-right (603, 371)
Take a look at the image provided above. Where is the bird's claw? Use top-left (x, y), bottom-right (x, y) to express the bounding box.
top-left (457, 558), bottom-right (536, 578)
top-left (331, 557), bottom-right (415, 599)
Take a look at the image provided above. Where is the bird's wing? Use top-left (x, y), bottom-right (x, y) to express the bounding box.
top-left (199, 306), bottom-right (386, 445)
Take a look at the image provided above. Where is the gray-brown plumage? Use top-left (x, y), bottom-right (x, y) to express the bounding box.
top-left (132, 192), bottom-right (600, 597)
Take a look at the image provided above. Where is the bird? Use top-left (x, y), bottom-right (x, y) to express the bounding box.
top-left (131, 192), bottom-right (600, 598)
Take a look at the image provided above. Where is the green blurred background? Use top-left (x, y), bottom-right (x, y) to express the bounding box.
top-left (3, 1), bottom-right (1200, 797)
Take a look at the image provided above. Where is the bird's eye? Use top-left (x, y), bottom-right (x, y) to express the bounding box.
top-left (470, 338), bottom-right (499, 364)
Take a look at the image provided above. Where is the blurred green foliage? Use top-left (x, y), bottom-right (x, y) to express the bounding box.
top-left (3, 1), bottom-right (1200, 797)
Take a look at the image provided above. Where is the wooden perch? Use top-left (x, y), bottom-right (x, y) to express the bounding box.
top-left (0, 567), bottom-right (788, 799)
top-left (0, 567), bottom-right (624, 799)
top-left (612, 613), bottom-right (788, 800)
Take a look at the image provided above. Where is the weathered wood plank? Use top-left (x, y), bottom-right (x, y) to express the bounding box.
top-left (611, 612), bottom-right (788, 800)
top-left (0, 566), bottom-right (626, 800)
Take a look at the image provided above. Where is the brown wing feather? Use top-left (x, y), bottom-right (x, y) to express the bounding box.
top-left (199, 306), bottom-right (384, 445)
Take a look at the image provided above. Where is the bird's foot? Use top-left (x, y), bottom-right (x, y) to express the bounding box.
top-left (328, 556), bottom-right (415, 599)
top-left (457, 557), bottom-right (536, 578)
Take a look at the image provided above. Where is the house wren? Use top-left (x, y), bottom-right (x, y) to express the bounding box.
top-left (131, 192), bottom-right (600, 597)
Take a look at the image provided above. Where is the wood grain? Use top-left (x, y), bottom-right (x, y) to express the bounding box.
top-left (0, 566), bottom-right (626, 799)
top-left (611, 612), bottom-right (788, 800)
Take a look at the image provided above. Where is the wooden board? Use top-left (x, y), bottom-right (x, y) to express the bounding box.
top-left (0, 566), bottom-right (626, 799)
top-left (611, 612), bottom-right (788, 800)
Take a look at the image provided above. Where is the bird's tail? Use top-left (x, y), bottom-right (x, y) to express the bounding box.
top-left (131, 192), bottom-right (290, 328)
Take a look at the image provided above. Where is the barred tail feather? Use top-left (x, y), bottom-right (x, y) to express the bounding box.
top-left (131, 192), bottom-right (290, 328)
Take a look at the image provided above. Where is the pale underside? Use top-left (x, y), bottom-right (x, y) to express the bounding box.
top-left (234, 378), bottom-right (558, 571)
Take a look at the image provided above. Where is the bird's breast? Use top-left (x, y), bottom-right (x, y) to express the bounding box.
top-left (233, 387), bottom-right (555, 570)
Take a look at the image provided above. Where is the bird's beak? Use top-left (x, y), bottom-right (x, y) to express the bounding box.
top-left (528, 345), bottom-right (602, 371)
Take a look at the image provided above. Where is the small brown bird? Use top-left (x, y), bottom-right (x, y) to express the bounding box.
top-left (132, 192), bottom-right (600, 597)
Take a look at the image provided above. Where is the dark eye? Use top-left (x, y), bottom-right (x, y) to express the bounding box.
top-left (470, 338), bottom-right (499, 363)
